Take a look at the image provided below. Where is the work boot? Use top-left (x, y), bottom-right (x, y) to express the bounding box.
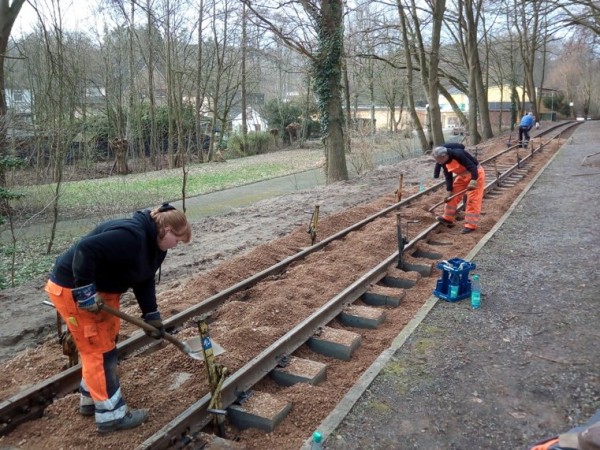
top-left (436, 216), bottom-right (455, 228)
top-left (97, 408), bottom-right (149, 433)
top-left (79, 404), bottom-right (95, 416)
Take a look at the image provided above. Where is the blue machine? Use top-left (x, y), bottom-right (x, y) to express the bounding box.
top-left (433, 258), bottom-right (476, 302)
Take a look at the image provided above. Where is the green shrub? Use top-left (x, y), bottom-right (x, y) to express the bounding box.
top-left (307, 118), bottom-right (321, 138)
top-left (246, 132), bottom-right (273, 155)
top-left (226, 134), bottom-right (245, 156)
top-left (226, 132), bottom-right (274, 156)
top-left (262, 99), bottom-right (302, 130)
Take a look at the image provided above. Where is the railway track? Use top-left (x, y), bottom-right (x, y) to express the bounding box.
top-left (0, 122), bottom-right (578, 449)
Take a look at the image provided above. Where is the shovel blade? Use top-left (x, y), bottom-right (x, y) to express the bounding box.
top-left (184, 336), bottom-right (226, 359)
top-left (210, 340), bottom-right (226, 357)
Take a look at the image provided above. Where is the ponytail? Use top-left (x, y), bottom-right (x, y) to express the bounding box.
top-left (150, 203), bottom-right (192, 243)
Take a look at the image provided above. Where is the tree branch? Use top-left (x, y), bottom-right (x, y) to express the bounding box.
top-left (240, 0), bottom-right (316, 61)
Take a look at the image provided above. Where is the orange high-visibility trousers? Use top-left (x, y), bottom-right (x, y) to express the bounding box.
top-left (45, 279), bottom-right (127, 424)
top-left (440, 161), bottom-right (485, 230)
top-left (529, 437), bottom-right (559, 450)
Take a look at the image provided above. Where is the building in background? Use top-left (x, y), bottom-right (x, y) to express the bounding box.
top-left (231, 107), bottom-right (268, 133)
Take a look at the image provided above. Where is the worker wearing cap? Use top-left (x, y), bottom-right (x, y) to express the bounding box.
top-left (45, 203), bottom-right (191, 433)
top-left (432, 143), bottom-right (485, 234)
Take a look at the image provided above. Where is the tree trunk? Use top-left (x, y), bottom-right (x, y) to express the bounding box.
top-left (516, 0), bottom-right (541, 119)
top-left (126, 1), bottom-right (136, 159)
top-left (195, 0), bottom-right (206, 163)
top-left (467, 62), bottom-right (482, 144)
top-left (408, 0), bottom-right (446, 149)
top-left (147, 1), bottom-right (158, 169)
top-left (342, 52), bottom-right (352, 138)
top-left (110, 138), bottom-right (130, 175)
top-left (165, 1), bottom-right (175, 169)
top-left (0, 0), bottom-right (26, 170)
top-left (241, 3), bottom-right (248, 152)
top-left (322, 91), bottom-right (347, 182)
top-left (397, 1), bottom-right (428, 152)
top-left (465, 0), bottom-right (493, 140)
top-left (304, 73), bottom-right (312, 141)
top-left (314, 0), bottom-right (348, 183)
top-left (427, 0), bottom-right (446, 146)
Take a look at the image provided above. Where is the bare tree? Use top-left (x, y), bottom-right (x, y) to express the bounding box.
top-left (205, 0), bottom-right (242, 162)
top-left (487, 32), bottom-right (515, 132)
top-left (443, 0), bottom-right (491, 143)
top-left (242, 0), bottom-right (349, 183)
top-left (397, 0), bottom-right (447, 148)
top-left (379, 58), bottom-right (407, 133)
top-left (29, 3), bottom-right (80, 252)
top-left (463, 0), bottom-right (493, 141)
top-left (0, 0), bottom-right (27, 167)
top-left (514, 0), bottom-right (545, 119)
top-left (241, 2), bottom-right (248, 148)
top-left (351, 4), bottom-right (379, 135)
top-left (194, 0), bottom-right (211, 163)
top-left (551, 0), bottom-right (600, 35)
top-left (546, 33), bottom-right (600, 118)
top-left (396, 0), bottom-right (428, 151)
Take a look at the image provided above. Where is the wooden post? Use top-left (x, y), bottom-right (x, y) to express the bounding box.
top-left (395, 174), bottom-right (404, 202)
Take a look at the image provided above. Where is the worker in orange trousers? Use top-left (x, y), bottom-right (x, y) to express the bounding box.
top-left (45, 203), bottom-right (191, 433)
top-left (432, 143), bottom-right (485, 234)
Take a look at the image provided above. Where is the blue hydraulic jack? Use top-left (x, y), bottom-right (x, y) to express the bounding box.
top-left (433, 258), bottom-right (476, 302)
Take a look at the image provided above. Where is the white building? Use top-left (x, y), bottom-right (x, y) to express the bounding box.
top-left (231, 107), bottom-right (268, 133)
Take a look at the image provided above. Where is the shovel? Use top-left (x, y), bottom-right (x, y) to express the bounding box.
top-left (426, 188), bottom-right (469, 213)
top-left (42, 300), bottom-right (225, 359)
top-left (507, 134), bottom-right (513, 148)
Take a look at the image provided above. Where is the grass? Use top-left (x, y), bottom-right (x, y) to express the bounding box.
top-left (0, 134), bottom-right (416, 290)
top-left (1, 148), bottom-right (325, 290)
top-left (11, 149), bottom-right (325, 220)
top-left (0, 235), bottom-right (75, 290)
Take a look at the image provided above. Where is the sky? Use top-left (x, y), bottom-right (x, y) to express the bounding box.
top-left (13, 0), bottom-right (103, 38)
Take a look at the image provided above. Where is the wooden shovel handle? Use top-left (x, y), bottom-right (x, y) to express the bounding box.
top-left (99, 303), bottom-right (187, 353)
top-left (427, 189), bottom-right (469, 212)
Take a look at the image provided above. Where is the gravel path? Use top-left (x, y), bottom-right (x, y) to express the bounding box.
top-left (319, 121), bottom-right (600, 449)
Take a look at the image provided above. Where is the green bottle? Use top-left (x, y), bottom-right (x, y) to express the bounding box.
top-left (471, 275), bottom-right (481, 309)
top-left (311, 431), bottom-right (323, 449)
top-left (449, 273), bottom-right (459, 299)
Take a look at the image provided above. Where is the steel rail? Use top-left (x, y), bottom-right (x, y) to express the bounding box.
top-left (479, 120), bottom-right (575, 165)
top-left (139, 122), bottom-right (581, 448)
top-left (0, 121), bottom-right (579, 437)
top-left (402, 120), bottom-right (577, 198)
top-left (0, 175), bottom-right (416, 435)
top-left (1, 150), bottom-right (439, 435)
top-left (138, 224), bottom-right (436, 450)
top-left (486, 122), bottom-right (579, 190)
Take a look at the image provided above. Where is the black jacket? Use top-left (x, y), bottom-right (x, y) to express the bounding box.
top-left (433, 143), bottom-right (480, 191)
top-left (51, 210), bottom-right (166, 315)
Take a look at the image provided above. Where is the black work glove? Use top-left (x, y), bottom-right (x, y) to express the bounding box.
top-left (143, 311), bottom-right (165, 339)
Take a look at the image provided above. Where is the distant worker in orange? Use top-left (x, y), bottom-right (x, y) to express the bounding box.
top-left (432, 143), bottom-right (485, 234)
